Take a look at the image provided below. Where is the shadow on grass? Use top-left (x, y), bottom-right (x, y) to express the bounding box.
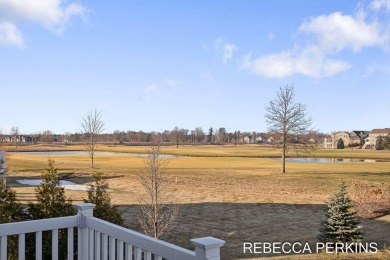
top-left (115, 203), bottom-right (390, 260)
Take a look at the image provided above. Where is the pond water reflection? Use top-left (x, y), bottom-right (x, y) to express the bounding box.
top-left (274, 157), bottom-right (381, 163)
top-left (17, 151), bottom-right (182, 158)
top-left (14, 152), bottom-right (387, 163)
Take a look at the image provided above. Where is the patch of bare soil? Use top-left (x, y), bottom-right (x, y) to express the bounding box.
top-left (117, 202), bottom-right (390, 260)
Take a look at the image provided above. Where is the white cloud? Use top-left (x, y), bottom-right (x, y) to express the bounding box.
top-left (371, 0), bottom-right (390, 11)
top-left (299, 12), bottom-right (384, 53)
top-left (322, 59), bottom-right (352, 77)
top-left (0, 0), bottom-right (87, 47)
top-left (0, 21), bottom-right (23, 47)
top-left (243, 7), bottom-right (388, 78)
top-left (222, 43), bottom-right (237, 63)
top-left (242, 52), bottom-right (293, 78)
top-left (242, 51), bottom-right (351, 78)
top-left (214, 38), bottom-right (237, 64)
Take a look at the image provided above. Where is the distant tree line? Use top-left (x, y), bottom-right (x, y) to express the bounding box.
top-left (1, 127), bottom-right (326, 147)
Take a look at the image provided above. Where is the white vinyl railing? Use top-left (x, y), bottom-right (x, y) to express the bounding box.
top-left (0, 203), bottom-right (225, 260)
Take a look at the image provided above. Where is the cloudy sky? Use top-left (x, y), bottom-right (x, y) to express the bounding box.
top-left (1, 0), bottom-right (390, 134)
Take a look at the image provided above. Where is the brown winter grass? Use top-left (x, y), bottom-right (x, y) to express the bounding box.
top-left (3, 144), bottom-right (390, 259)
top-left (4, 143), bottom-right (390, 159)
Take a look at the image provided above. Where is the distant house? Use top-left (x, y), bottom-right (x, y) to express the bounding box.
top-left (0, 136), bottom-right (12, 142)
top-left (324, 135), bottom-right (333, 149)
top-left (20, 135), bottom-right (33, 143)
top-left (351, 131), bottom-right (369, 139)
top-left (331, 131), bottom-right (350, 149)
top-left (0, 135), bottom-right (33, 143)
top-left (255, 136), bottom-right (263, 143)
top-left (267, 136), bottom-right (274, 144)
top-left (363, 128), bottom-right (390, 149)
top-left (349, 135), bottom-right (361, 146)
top-left (243, 136), bottom-right (250, 144)
top-left (324, 131), bottom-right (364, 149)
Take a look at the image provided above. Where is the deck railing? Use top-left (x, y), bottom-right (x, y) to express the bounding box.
top-left (0, 203), bottom-right (225, 260)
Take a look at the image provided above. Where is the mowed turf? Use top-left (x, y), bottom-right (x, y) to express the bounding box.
top-left (3, 144), bottom-right (390, 259)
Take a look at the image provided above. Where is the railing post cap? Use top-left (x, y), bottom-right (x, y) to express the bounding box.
top-left (76, 203), bottom-right (96, 209)
top-left (190, 237), bottom-right (225, 250)
top-left (76, 203), bottom-right (96, 212)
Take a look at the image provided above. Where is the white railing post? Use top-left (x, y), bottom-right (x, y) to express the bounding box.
top-left (76, 203), bottom-right (95, 260)
top-left (191, 237), bottom-right (225, 260)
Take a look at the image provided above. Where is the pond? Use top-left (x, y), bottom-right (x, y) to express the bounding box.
top-left (17, 151), bottom-right (183, 158)
top-left (16, 179), bottom-right (90, 191)
top-left (274, 157), bottom-right (381, 163)
top-left (13, 152), bottom-right (387, 163)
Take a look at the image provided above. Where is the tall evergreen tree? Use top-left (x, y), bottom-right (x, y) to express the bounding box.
top-left (375, 136), bottom-right (384, 150)
top-left (27, 159), bottom-right (75, 260)
top-left (337, 138), bottom-right (345, 149)
top-left (84, 172), bottom-right (123, 225)
top-left (384, 135), bottom-right (390, 150)
top-left (318, 182), bottom-right (363, 244)
top-left (29, 159), bottom-right (75, 218)
top-left (0, 180), bottom-right (22, 223)
top-left (0, 179), bottom-right (22, 259)
top-left (208, 127), bottom-right (214, 143)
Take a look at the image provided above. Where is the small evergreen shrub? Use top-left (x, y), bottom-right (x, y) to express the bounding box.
top-left (318, 182), bottom-right (363, 244)
top-left (84, 172), bottom-right (123, 225)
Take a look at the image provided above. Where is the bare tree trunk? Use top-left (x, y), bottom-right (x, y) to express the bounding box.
top-left (282, 134), bottom-right (286, 174)
top-left (281, 114), bottom-right (287, 173)
top-left (91, 152), bottom-right (94, 168)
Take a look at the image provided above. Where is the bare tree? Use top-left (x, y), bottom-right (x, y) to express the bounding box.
top-left (113, 130), bottom-right (126, 144)
top-left (171, 126), bottom-right (184, 148)
top-left (80, 111), bottom-right (105, 168)
top-left (138, 144), bottom-right (179, 239)
top-left (265, 85), bottom-right (312, 173)
top-left (63, 132), bottom-right (72, 143)
top-left (31, 132), bottom-right (42, 144)
top-left (194, 127), bottom-right (204, 143)
top-left (10, 127), bottom-right (19, 152)
top-left (41, 130), bottom-right (53, 143)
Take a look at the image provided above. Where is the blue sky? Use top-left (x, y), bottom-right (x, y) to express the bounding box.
top-left (1, 0), bottom-right (390, 134)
